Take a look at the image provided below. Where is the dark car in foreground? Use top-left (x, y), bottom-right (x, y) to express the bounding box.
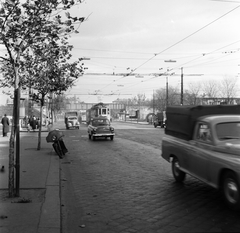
top-left (87, 116), bottom-right (115, 141)
top-left (162, 105), bottom-right (240, 210)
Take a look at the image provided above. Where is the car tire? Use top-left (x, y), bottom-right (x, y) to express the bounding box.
top-left (88, 134), bottom-right (91, 140)
top-left (154, 123), bottom-right (157, 128)
top-left (172, 157), bottom-right (186, 182)
top-left (110, 136), bottom-right (114, 140)
top-left (222, 171), bottom-right (240, 211)
top-left (92, 135), bottom-right (95, 141)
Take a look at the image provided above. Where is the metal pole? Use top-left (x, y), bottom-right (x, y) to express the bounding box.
top-left (166, 77), bottom-right (168, 107)
top-left (181, 67), bottom-right (183, 105)
top-left (153, 90), bottom-right (155, 114)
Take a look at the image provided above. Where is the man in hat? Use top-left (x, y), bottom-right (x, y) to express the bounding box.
top-left (1, 114), bottom-right (10, 137)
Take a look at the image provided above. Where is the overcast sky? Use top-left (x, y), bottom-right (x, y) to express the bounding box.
top-left (1, 0), bottom-right (240, 104)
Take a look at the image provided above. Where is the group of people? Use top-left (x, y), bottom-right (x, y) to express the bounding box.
top-left (27, 115), bottom-right (39, 132)
top-left (1, 114), bottom-right (53, 136)
top-left (24, 115), bottom-right (52, 132)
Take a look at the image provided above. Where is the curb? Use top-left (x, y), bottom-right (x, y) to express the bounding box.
top-left (38, 156), bottom-right (61, 233)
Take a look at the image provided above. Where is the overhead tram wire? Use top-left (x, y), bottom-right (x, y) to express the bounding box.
top-left (110, 39), bottom-right (240, 96)
top-left (97, 4), bottom-right (240, 94)
top-left (74, 47), bottom-right (155, 55)
top-left (173, 39), bottom-right (240, 69)
top-left (84, 38), bottom-right (240, 97)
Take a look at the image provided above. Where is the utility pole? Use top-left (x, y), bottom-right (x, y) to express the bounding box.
top-left (153, 90), bottom-right (155, 114)
top-left (166, 76), bottom-right (169, 107)
top-left (181, 67), bottom-right (183, 105)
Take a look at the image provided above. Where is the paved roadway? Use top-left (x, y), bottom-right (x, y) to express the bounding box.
top-left (59, 121), bottom-right (240, 233)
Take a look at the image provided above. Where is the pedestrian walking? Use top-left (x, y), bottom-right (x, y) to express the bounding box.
top-left (31, 115), bottom-right (37, 131)
top-left (1, 114), bottom-right (10, 137)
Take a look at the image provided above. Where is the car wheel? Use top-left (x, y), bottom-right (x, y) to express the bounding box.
top-left (110, 136), bottom-right (114, 140)
top-left (222, 171), bottom-right (240, 210)
top-left (88, 134), bottom-right (91, 140)
top-left (154, 123), bottom-right (157, 128)
top-left (172, 157), bottom-right (186, 182)
top-left (92, 135), bottom-right (95, 141)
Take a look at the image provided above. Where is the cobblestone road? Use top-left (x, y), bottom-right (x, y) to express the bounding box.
top-left (60, 122), bottom-right (240, 233)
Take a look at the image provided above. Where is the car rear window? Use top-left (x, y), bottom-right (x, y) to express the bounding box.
top-left (68, 117), bottom-right (77, 120)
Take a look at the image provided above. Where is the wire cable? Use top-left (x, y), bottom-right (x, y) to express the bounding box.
top-left (97, 4), bottom-right (240, 93)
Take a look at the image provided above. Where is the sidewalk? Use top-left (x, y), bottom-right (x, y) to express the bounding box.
top-left (0, 122), bottom-right (63, 233)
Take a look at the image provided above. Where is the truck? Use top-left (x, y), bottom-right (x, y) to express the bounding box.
top-left (161, 105), bottom-right (240, 210)
top-left (153, 111), bottom-right (166, 128)
top-left (64, 111), bottom-right (80, 130)
top-left (86, 102), bottom-right (110, 125)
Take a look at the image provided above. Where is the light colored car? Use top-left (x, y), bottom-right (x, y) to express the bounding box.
top-left (87, 116), bottom-right (115, 141)
top-left (65, 116), bottom-right (80, 129)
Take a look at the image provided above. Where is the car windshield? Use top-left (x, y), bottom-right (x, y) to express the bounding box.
top-left (68, 117), bottom-right (77, 120)
top-left (216, 122), bottom-right (240, 140)
top-left (92, 119), bottom-right (109, 127)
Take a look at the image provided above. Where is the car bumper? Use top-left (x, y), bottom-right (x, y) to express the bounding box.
top-left (93, 133), bottom-right (115, 137)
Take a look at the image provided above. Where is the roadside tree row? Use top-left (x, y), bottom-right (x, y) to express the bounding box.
top-left (0, 0), bottom-right (85, 197)
top-left (116, 76), bottom-right (239, 113)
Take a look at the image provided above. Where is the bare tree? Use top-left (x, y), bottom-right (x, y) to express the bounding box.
top-left (219, 76), bottom-right (239, 104)
top-left (184, 82), bottom-right (202, 105)
top-left (153, 86), bottom-right (180, 111)
top-left (154, 88), bottom-right (166, 112)
top-left (168, 86), bottom-right (181, 106)
top-left (202, 80), bottom-right (219, 98)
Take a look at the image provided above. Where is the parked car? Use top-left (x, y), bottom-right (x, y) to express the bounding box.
top-left (87, 116), bottom-right (115, 141)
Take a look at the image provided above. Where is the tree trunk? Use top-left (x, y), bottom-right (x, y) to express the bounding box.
top-left (14, 88), bottom-right (20, 197)
top-left (8, 88), bottom-right (18, 197)
top-left (8, 127), bottom-right (15, 197)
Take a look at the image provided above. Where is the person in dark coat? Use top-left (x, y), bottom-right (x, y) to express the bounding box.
top-left (31, 115), bottom-right (37, 131)
top-left (1, 114), bottom-right (10, 137)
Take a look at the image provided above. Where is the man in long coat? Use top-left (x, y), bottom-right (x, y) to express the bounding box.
top-left (1, 114), bottom-right (10, 137)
